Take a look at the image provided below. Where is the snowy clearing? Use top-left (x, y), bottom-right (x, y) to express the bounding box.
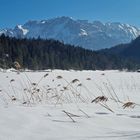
top-left (0, 70), bottom-right (140, 140)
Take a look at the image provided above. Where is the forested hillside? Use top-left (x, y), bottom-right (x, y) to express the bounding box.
top-left (101, 35), bottom-right (140, 63)
top-left (0, 34), bottom-right (138, 70)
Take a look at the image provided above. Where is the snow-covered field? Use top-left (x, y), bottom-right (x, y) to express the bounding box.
top-left (0, 69), bottom-right (140, 140)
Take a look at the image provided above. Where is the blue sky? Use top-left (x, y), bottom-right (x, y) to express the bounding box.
top-left (0, 0), bottom-right (140, 28)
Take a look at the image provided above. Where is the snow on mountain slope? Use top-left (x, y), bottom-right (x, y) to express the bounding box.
top-left (1, 16), bottom-right (140, 50)
top-left (16, 25), bottom-right (29, 35)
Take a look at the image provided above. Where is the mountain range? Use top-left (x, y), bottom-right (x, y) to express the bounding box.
top-left (0, 16), bottom-right (140, 50)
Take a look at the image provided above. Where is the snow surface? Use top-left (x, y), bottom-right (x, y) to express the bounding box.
top-left (0, 70), bottom-right (140, 140)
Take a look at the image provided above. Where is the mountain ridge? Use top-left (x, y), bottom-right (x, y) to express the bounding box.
top-left (1, 16), bottom-right (140, 50)
top-left (100, 35), bottom-right (140, 63)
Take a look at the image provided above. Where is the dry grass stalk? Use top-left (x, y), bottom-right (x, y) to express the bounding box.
top-left (44, 73), bottom-right (49, 78)
top-left (71, 79), bottom-right (79, 83)
top-left (122, 102), bottom-right (135, 109)
top-left (91, 96), bottom-right (108, 103)
top-left (79, 109), bottom-right (90, 118)
top-left (51, 95), bottom-right (58, 98)
top-left (99, 102), bottom-right (114, 113)
top-left (86, 78), bottom-right (91, 80)
top-left (62, 110), bottom-right (80, 122)
top-left (36, 89), bottom-right (40, 92)
top-left (10, 79), bottom-right (15, 82)
top-left (77, 83), bottom-right (82, 87)
top-left (60, 89), bottom-right (64, 92)
top-left (56, 76), bottom-right (63, 79)
top-left (24, 88), bottom-right (27, 91)
top-left (14, 61), bottom-right (21, 70)
top-left (11, 96), bottom-right (16, 101)
top-left (106, 79), bottom-right (120, 103)
top-left (22, 101), bottom-right (27, 104)
top-left (63, 86), bottom-right (68, 90)
top-left (63, 111), bottom-right (80, 117)
top-left (32, 83), bottom-right (37, 86)
top-left (47, 88), bottom-right (52, 91)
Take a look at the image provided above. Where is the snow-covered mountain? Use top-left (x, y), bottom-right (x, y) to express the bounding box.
top-left (1, 16), bottom-right (140, 50)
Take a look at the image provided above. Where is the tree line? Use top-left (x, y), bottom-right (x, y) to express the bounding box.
top-left (0, 34), bottom-right (139, 70)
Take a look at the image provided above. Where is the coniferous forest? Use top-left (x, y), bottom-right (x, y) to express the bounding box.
top-left (0, 34), bottom-right (139, 70)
